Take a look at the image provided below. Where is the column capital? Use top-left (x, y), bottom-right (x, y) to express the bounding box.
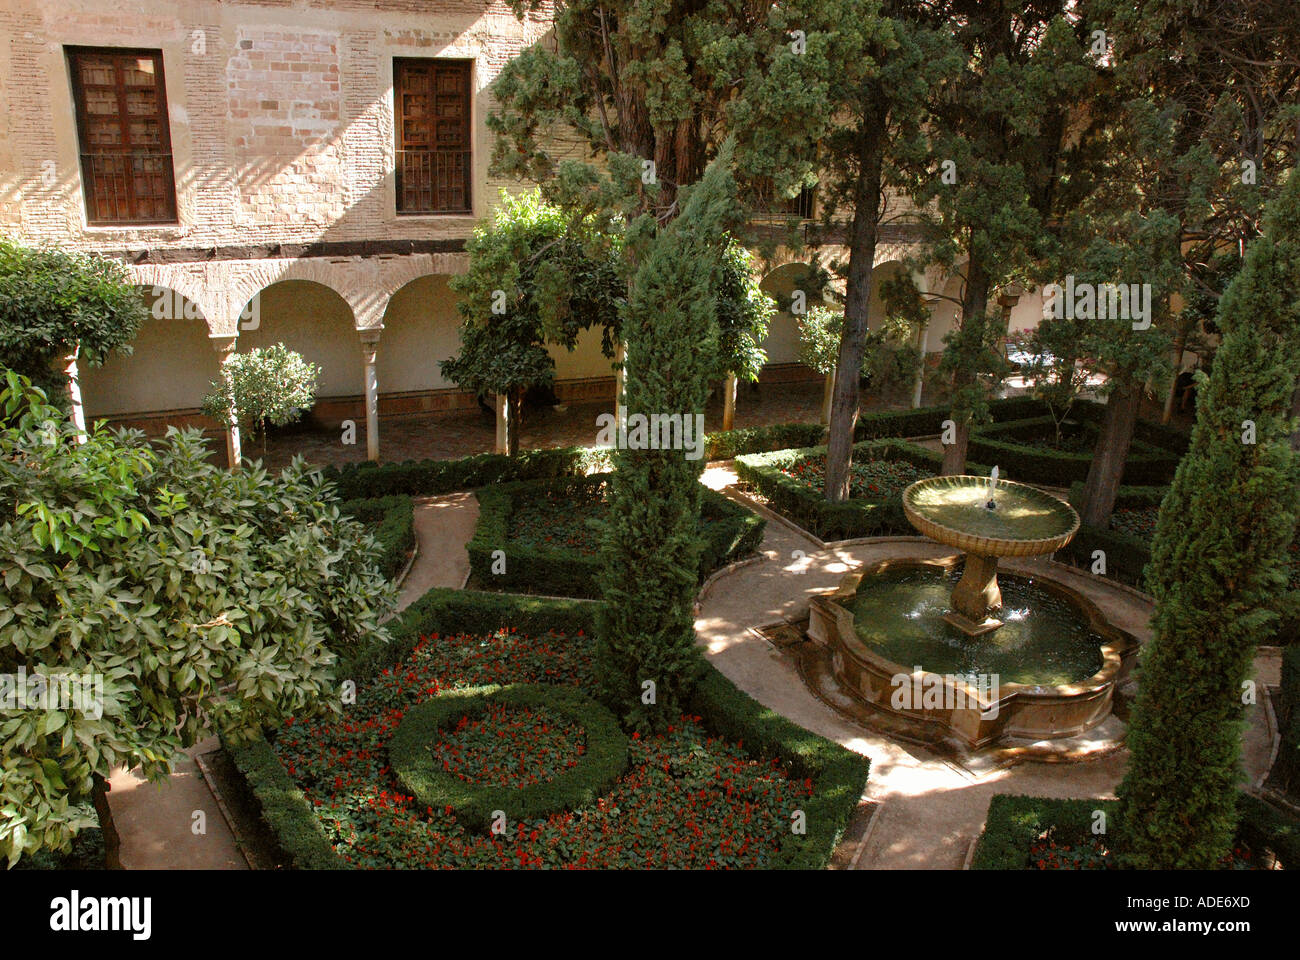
top-left (210, 335), bottom-right (238, 356)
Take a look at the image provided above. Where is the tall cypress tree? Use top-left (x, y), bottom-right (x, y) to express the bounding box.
top-left (595, 151), bottom-right (740, 733)
top-left (1116, 168), bottom-right (1300, 868)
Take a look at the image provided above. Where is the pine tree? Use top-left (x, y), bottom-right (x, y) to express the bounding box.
top-left (594, 151), bottom-right (740, 733)
top-left (1116, 168), bottom-right (1300, 868)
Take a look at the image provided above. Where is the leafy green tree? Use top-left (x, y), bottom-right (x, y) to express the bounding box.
top-left (441, 190), bottom-right (624, 455)
top-left (595, 151), bottom-right (740, 733)
top-left (812, 0), bottom-right (960, 499)
top-left (1012, 315), bottom-right (1091, 447)
top-left (900, 3), bottom-right (1100, 476)
top-left (1116, 168), bottom-right (1300, 868)
top-left (0, 239), bottom-right (146, 415)
top-left (202, 343), bottom-right (319, 453)
top-left (1073, 0), bottom-right (1300, 526)
top-left (711, 241), bottom-right (775, 386)
top-left (0, 370), bottom-right (394, 867)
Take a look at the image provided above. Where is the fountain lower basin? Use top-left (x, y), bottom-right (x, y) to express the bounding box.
top-left (808, 556), bottom-right (1138, 749)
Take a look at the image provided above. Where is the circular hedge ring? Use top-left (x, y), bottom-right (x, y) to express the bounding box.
top-left (389, 683), bottom-right (629, 832)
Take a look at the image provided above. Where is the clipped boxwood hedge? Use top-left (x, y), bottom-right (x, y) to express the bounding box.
top-left (466, 473), bottom-right (765, 598)
top-left (735, 438), bottom-right (991, 541)
top-left (318, 396), bottom-right (1053, 502)
top-left (968, 416), bottom-right (1179, 487)
top-left (337, 494), bottom-right (415, 580)
top-left (229, 587), bottom-right (870, 870)
top-left (390, 683), bottom-right (629, 831)
top-left (971, 793), bottom-right (1299, 869)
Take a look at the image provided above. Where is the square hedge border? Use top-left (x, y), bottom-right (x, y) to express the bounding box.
top-left (466, 473), bottom-right (766, 598)
top-left (968, 416), bottom-right (1179, 487)
top-left (336, 494), bottom-right (416, 581)
top-left (317, 395), bottom-right (1062, 502)
top-left (971, 793), bottom-right (1300, 870)
top-left (226, 587), bottom-right (871, 871)
top-left (735, 438), bottom-right (992, 542)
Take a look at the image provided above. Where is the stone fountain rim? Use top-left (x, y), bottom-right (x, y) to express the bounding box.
top-left (901, 475), bottom-right (1081, 558)
top-left (818, 554), bottom-right (1137, 703)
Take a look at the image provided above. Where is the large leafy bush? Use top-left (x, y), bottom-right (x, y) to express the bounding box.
top-left (0, 370), bottom-right (393, 866)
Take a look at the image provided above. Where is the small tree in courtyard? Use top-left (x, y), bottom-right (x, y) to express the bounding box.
top-left (595, 152), bottom-right (739, 733)
top-left (1116, 168), bottom-right (1300, 868)
top-left (441, 190), bottom-right (623, 456)
top-left (202, 342), bottom-right (319, 453)
top-left (0, 239), bottom-right (146, 422)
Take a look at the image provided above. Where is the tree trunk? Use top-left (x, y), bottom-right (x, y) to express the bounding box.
top-left (1080, 378), bottom-right (1142, 527)
top-left (941, 415), bottom-right (971, 475)
top-left (91, 774), bottom-right (122, 869)
top-left (824, 105), bottom-right (886, 503)
top-left (1162, 333), bottom-right (1187, 424)
top-left (507, 386), bottom-right (523, 457)
top-left (939, 263), bottom-right (991, 476)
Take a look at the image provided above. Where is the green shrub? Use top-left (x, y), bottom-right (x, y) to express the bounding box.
top-left (320, 396), bottom-right (1051, 502)
top-left (687, 668), bottom-right (871, 870)
top-left (323, 444), bottom-right (615, 499)
top-left (337, 495), bottom-right (415, 580)
top-left (466, 473), bottom-right (763, 598)
top-left (736, 438), bottom-right (990, 541)
top-left (389, 683), bottom-right (630, 831)
top-left (222, 735), bottom-right (343, 870)
top-left (972, 793), bottom-right (1299, 869)
top-left (968, 416), bottom-right (1179, 486)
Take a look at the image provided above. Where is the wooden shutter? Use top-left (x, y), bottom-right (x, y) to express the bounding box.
top-left (68, 48), bottom-right (177, 224)
top-left (395, 59), bottom-right (471, 214)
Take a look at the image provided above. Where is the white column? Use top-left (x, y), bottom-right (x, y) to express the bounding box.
top-left (494, 392), bottom-right (509, 455)
top-left (722, 374), bottom-right (737, 432)
top-left (212, 336), bottom-right (242, 470)
top-left (614, 342), bottom-right (627, 426)
top-left (359, 329), bottom-right (381, 462)
top-left (63, 344), bottom-right (87, 444)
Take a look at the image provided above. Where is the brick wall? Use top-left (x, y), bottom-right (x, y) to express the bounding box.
top-left (0, 0), bottom-right (557, 252)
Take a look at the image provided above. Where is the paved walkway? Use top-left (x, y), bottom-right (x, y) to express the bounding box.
top-left (106, 492), bottom-right (479, 869)
top-left (697, 464), bottom-right (1276, 869)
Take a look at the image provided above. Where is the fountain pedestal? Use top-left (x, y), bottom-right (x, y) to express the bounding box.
top-left (944, 552), bottom-right (1004, 635)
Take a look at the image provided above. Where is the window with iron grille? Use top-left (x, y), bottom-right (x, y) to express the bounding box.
top-left (67, 47), bottom-right (177, 225)
top-left (394, 59), bottom-right (472, 215)
top-left (751, 177), bottom-right (817, 221)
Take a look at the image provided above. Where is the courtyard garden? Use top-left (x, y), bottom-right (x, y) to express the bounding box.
top-left (4, 2), bottom-right (1300, 910)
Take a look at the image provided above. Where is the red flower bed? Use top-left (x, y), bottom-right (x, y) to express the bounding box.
top-left (779, 455), bottom-right (931, 501)
top-left (1029, 834), bottom-right (1260, 869)
top-left (431, 704), bottom-right (586, 788)
top-left (271, 627), bottom-right (812, 869)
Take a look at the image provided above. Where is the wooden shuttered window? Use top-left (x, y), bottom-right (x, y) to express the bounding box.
top-left (394, 58), bottom-right (472, 214)
top-left (68, 48), bottom-right (177, 225)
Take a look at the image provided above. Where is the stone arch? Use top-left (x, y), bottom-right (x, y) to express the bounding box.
top-left (81, 284), bottom-right (220, 421)
top-left (377, 273), bottom-right (464, 395)
top-left (236, 277), bottom-right (363, 407)
top-left (758, 262), bottom-right (833, 365)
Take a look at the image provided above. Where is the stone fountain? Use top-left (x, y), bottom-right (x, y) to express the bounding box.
top-left (803, 467), bottom-right (1138, 750)
top-left (900, 469), bottom-right (1081, 635)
